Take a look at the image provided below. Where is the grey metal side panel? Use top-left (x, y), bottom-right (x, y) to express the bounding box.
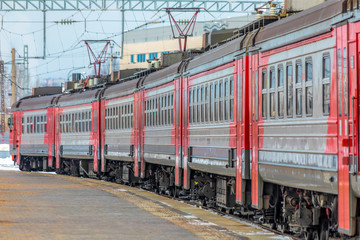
top-left (60, 145), bottom-right (93, 158)
top-left (188, 162), bottom-right (236, 177)
top-left (20, 144), bottom-right (48, 156)
top-left (259, 163), bottom-right (338, 194)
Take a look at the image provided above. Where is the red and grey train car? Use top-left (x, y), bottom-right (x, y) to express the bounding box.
top-left (9, 94), bottom-right (57, 171)
top-left (9, 0), bottom-right (360, 238)
top-left (55, 88), bottom-right (102, 176)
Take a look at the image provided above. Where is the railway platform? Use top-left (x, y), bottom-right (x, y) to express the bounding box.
top-left (0, 170), bottom-right (286, 240)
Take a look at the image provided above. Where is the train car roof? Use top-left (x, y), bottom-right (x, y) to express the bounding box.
top-left (12, 94), bottom-right (59, 112)
top-left (255, 0), bottom-right (345, 51)
top-left (102, 77), bottom-right (139, 100)
top-left (56, 88), bottom-right (102, 107)
top-left (140, 61), bottom-right (181, 89)
top-left (185, 36), bottom-right (245, 75)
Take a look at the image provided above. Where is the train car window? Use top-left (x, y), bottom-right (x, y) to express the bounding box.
top-left (60, 115), bottom-right (62, 133)
top-left (45, 115), bottom-right (47, 133)
top-left (262, 69), bottom-right (267, 119)
top-left (116, 107), bottom-right (119, 130)
top-left (108, 108), bottom-right (111, 130)
top-left (112, 107), bottom-right (115, 130)
top-left (296, 62), bottom-right (303, 117)
top-left (40, 116), bottom-right (43, 133)
top-left (81, 112), bottom-right (84, 132)
top-left (189, 90), bottom-right (192, 124)
top-left (131, 104), bottom-right (133, 129)
top-left (167, 94), bottom-right (170, 125)
top-left (214, 82), bottom-right (219, 122)
top-left (338, 49), bottom-right (342, 116)
top-left (89, 111), bottom-right (92, 132)
top-left (209, 84), bottom-right (213, 122)
top-left (26, 116), bottom-right (28, 134)
top-left (164, 95), bottom-right (167, 125)
top-left (77, 112), bottom-right (80, 132)
top-left (269, 68), bottom-right (275, 118)
top-left (105, 108), bottom-right (108, 130)
top-left (151, 98), bottom-right (155, 127)
top-left (113, 107), bottom-right (116, 130)
top-left (230, 76), bottom-right (234, 121)
top-left (71, 113), bottom-right (74, 133)
top-left (128, 104), bottom-right (131, 129)
top-left (171, 93), bottom-right (174, 124)
top-left (21, 117), bottom-right (24, 133)
top-left (144, 101), bottom-right (147, 127)
top-left (225, 79), bottom-right (229, 121)
top-left (201, 86), bottom-right (205, 123)
top-left (74, 113), bottom-right (78, 133)
top-left (192, 89), bottom-right (196, 124)
top-left (124, 105), bottom-right (127, 129)
top-left (196, 87), bottom-right (200, 123)
top-left (36, 116), bottom-right (39, 133)
top-left (322, 52), bottom-right (331, 112)
top-left (192, 89), bottom-right (196, 123)
top-left (67, 114), bottom-right (70, 133)
top-left (205, 84), bottom-right (209, 122)
top-left (148, 99), bottom-right (152, 127)
top-left (219, 80), bottom-right (224, 121)
top-left (156, 98), bottom-right (159, 126)
top-left (85, 112), bottom-right (88, 132)
top-left (286, 64), bottom-right (293, 117)
top-left (344, 48), bottom-right (348, 116)
top-left (160, 96), bottom-right (163, 126)
top-left (146, 100), bottom-right (150, 127)
top-left (305, 59), bottom-right (313, 116)
top-left (278, 66), bottom-right (284, 118)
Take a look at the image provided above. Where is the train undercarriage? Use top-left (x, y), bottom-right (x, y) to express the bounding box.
top-left (19, 155), bottom-right (348, 239)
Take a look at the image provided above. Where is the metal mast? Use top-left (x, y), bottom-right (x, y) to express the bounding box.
top-left (0, 60), bottom-right (5, 142)
top-left (0, 1), bottom-right (282, 13)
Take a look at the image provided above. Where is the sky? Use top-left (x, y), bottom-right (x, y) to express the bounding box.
top-left (0, 2), bottom-right (267, 94)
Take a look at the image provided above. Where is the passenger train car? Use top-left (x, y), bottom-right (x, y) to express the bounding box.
top-left (9, 0), bottom-right (360, 238)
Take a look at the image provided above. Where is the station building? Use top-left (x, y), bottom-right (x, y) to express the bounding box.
top-left (119, 15), bottom-right (257, 71)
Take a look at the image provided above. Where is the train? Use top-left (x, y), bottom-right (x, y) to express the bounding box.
top-left (8, 0), bottom-right (360, 238)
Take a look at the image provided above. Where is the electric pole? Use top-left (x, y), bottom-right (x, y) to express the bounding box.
top-left (0, 60), bottom-right (4, 143)
top-left (11, 48), bottom-right (16, 105)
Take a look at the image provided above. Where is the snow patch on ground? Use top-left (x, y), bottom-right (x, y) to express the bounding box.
top-left (0, 144), bottom-right (9, 151)
top-left (188, 219), bottom-right (217, 226)
top-left (0, 157), bottom-right (19, 171)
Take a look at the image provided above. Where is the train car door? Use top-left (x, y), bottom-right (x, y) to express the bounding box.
top-left (175, 77), bottom-right (183, 187)
top-left (337, 23), bottom-right (357, 236)
top-left (15, 112), bottom-right (22, 165)
top-left (182, 76), bottom-right (190, 189)
top-left (236, 55), bottom-right (247, 205)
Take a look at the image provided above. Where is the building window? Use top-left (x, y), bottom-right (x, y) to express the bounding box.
top-left (296, 62), bottom-right (302, 117)
top-left (277, 66), bottom-right (284, 118)
top-left (137, 54), bottom-right (146, 63)
top-left (149, 52), bottom-right (158, 60)
top-left (305, 58), bottom-right (313, 116)
top-left (131, 55), bottom-right (135, 63)
top-left (322, 54), bottom-right (331, 115)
